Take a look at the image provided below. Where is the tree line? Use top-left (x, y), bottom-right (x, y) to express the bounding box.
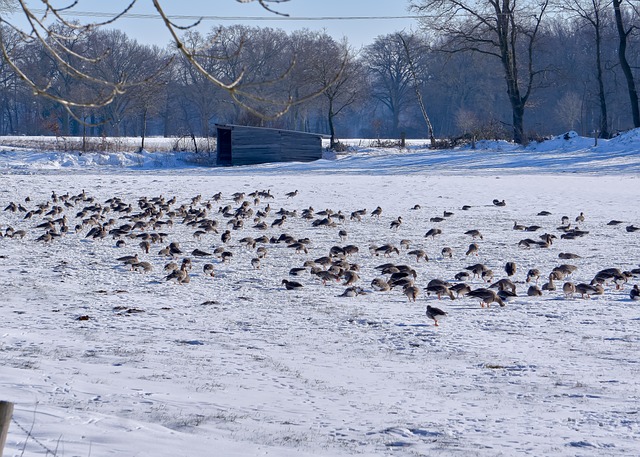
top-left (0, 3), bottom-right (638, 145)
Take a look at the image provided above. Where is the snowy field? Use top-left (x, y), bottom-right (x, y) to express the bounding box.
top-left (1, 132), bottom-right (640, 456)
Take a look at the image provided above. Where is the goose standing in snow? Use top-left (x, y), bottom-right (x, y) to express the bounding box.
top-left (631, 285), bottom-right (640, 301)
top-left (467, 288), bottom-right (506, 307)
top-left (426, 305), bottom-right (447, 326)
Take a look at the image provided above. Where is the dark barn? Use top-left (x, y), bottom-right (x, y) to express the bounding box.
top-left (216, 124), bottom-right (324, 166)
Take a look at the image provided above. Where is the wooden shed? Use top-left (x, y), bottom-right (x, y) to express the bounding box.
top-left (216, 124), bottom-right (324, 166)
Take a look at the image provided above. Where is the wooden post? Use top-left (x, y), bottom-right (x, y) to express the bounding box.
top-left (0, 401), bottom-right (14, 457)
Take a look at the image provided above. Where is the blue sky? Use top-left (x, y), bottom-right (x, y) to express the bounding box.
top-left (43, 0), bottom-right (419, 50)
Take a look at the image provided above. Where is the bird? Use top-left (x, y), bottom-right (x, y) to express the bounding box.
top-left (281, 279), bottom-right (303, 290)
top-left (403, 285), bottom-right (420, 302)
top-left (464, 229), bottom-right (483, 239)
top-left (526, 269), bottom-right (541, 283)
top-left (497, 289), bottom-right (518, 302)
top-left (450, 283), bottom-right (471, 298)
top-left (493, 199), bottom-right (506, 207)
top-left (468, 288), bottom-right (506, 307)
top-left (285, 189), bottom-right (299, 198)
top-left (425, 228), bottom-right (442, 239)
top-left (527, 285), bottom-right (543, 296)
top-left (342, 270), bottom-right (360, 286)
top-left (631, 285), bottom-right (640, 301)
top-left (576, 283), bottom-right (598, 298)
top-left (542, 274), bottom-right (556, 291)
top-left (441, 247), bottom-right (453, 258)
top-left (465, 243), bottom-right (479, 256)
top-left (371, 278), bottom-right (391, 292)
top-left (426, 305), bottom-right (447, 326)
top-left (371, 206), bottom-right (383, 218)
top-left (390, 216), bottom-right (402, 230)
top-left (339, 287), bottom-right (361, 298)
top-left (251, 258), bottom-right (261, 269)
top-left (563, 282), bottom-right (576, 298)
top-left (505, 262), bottom-right (517, 277)
top-left (426, 283), bottom-right (455, 300)
top-left (203, 263), bottom-right (215, 277)
top-left (408, 249), bottom-right (428, 262)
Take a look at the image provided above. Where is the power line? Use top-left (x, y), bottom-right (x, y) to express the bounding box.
top-left (30, 9), bottom-right (423, 22)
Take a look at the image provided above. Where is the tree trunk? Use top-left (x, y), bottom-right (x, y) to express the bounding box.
top-left (595, 27), bottom-right (609, 138)
top-left (613, 0), bottom-right (640, 128)
top-left (328, 98), bottom-right (337, 148)
top-left (141, 108), bottom-right (147, 152)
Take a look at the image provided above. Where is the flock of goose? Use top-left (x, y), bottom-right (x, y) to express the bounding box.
top-left (2, 188), bottom-right (639, 326)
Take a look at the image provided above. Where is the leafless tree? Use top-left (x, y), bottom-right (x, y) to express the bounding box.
top-left (561, 0), bottom-right (612, 138)
top-left (411, 0), bottom-right (550, 144)
top-left (0, 0), bottom-right (341, 121)
top-left (363, 33), bottom-right (425, 137)
top-left (612, 0), bottom-right (640, 128)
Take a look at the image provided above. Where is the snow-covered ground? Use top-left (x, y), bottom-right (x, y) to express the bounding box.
top-left (1, 131), bottom-right (639, 456)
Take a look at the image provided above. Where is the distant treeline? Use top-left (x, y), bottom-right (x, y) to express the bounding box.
top-left (0, 17), bottom-right (638, 142)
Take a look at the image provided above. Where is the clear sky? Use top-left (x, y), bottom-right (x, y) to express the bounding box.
top-left (23, 0), bottom-right (420, 50)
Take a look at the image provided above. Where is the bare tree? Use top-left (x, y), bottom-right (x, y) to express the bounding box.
top-left (0, 0), bottom-right (341, 121)
top-left (411, 0), bottom-right (550, 144)
top-left (612, 0), bottom-right (640, 128)
top-left (363, 33), bottom-right (424, 137)
top-left (561, 0), bottom-right (612, 138)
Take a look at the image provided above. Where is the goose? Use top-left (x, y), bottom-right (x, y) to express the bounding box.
top-left (562, 282), bottom-right (576, 298)
top-left (454, 271), bottom-right (470, 281)
top-left (426, 283), bottom-right (455, 300)
top-left (526, 269), bottom-right (541, 283)
top-left (559, 252), bottom-right (581, 260)
top-left (285, 189), bottom-right (298, 198)
top-left (441, 247), bottom-right (453, 258)
top-left (426, 305), bottom-right (447, 326)
top-left (464, 229), bottom-right (483, 239)
top-left (450, 283), bottom-right (471, 297)
top-left (390, 217), bottom-right (403, 230)
top-left (339, 287), bottom-right (361, 298)
top-left (542, 274), bottom-right (556, 291)
top-left (371, 206), bottom-right (382, 218)
top-left (631, 285), bottom-right (640, 301)
top-left (505, 262), bottom-right (517, 277)
top-left (425, 228), bottom-right (442, 239)
top-left (281, 279), bottom-right (303, 290)
top-left (576, 283), bottom-right (598, 299)
top-left (513, 221), bottom-right (526, 231)
top-left (342, 270), bottom-right (360, 286)
top-left (527, 285), bottom-right (543, 296)
top-left (493, 199), bottom-right (506, 207)
top-left (371, 278), bottom-right (391, 292)
top-left (497, 289), bottom-right (518, 302)
top-left (467, 288), bottom-right (505, 307)
top-left (403, 285), bottom-right (420, 302)
top-left (132, 261), bottom-right (153, 273)
top-left (465, 263), bottom-right (489, 278)
top-left (408, 249), bottom-right (428, 262)
top-left (465, 243), bottom-right (479, 256)
top-left (203, 263), bottom-right (215, 277)
top-left (251, 258), bottom-right (261, 269)
top-left (490, 278), bottom-right (516, 293)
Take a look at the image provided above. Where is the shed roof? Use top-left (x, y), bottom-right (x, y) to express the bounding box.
top-left (216, 124), bottom-right (329, 139)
